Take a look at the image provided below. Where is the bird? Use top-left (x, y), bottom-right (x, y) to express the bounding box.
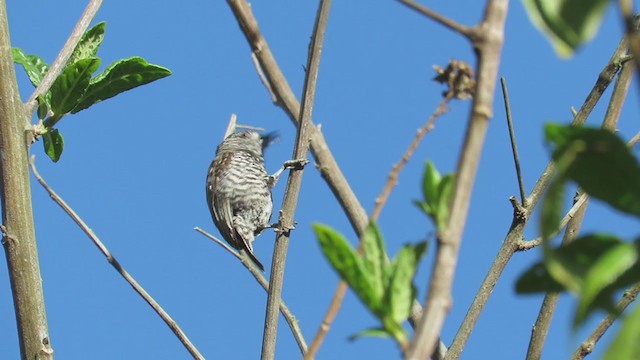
top-left (206, 130), bottom-right (278, 271)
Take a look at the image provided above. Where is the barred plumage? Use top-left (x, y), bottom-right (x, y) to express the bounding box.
top-left (206, 131), bottom-right (276, 271)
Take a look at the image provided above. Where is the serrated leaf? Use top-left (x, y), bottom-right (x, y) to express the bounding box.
top-left (314, 223), bottom-right (382, 313)
top-left (50, 57), bottom-right (101, 117)
top-left (435, 174), bottom-right (454, 231)
top-left (385, 242), bottom-right (427, 324)
top-left (604, 303), bottom-right (640, 360)
top-left (69, 22), bottom-right (106, 64)
top-left (575, 242), bottom-right (638, 327)
top-left (540, 178), bottom-right (565, 242)
top-left (361, 222), bottom-right (387, 303)
top-left (43, 129), bottom-right (64, 162)
top-left (72, 56), bottom-right (171, 113)
top-left (12, 47), bottom-right (50, 87)
top-left (348, 327), bottom-right (392, 342)
top-left (422, 161), bottom-right (442, 205)
top-left (522, 0), bottom-right (609, 57)
top-left (545, 124), bottom-right (640, 217)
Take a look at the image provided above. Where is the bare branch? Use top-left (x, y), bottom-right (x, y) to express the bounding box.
top-left (29, 156), bottom-right (204, 360)
top-left (193, 227), bottom-right (307, 354)
top-left (408, 1), bottom-right (510, 358)
top-left (572, 284), bottom-right (640, 359)
top-left (396, 0), bottom-right (474, 39)
top-left (261, 1), bottom-right (331, 359)
top-left (372, 97), bottom-right (451, 219)
top-left (25, 0), bottom-right (103, 114)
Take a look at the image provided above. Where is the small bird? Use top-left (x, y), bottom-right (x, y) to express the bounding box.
top-left (206, 131), bottom-right (278, 271)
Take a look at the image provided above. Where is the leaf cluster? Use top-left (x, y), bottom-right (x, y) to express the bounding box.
top-left (516, 124), bottom-right (640, 359)
top-left (13, 22), bottom-right (171, 162)
top-left (313, 222), bottom-right (426, 351)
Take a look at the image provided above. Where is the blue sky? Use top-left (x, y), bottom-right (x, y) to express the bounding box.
top-left (1, 1), bottom-right (638, 359)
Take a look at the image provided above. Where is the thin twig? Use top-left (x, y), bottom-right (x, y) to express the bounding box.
top-left (517, 193), bottom-right (589, 251)
top-left (571, 284), bottom-right (640, 359)
top-left (261, 1), bottom-right (331, 359)
top-left (408, 1), bottom-right (510, 358)
top-left (372, 97), bottom-right (451, 219)
top-left (28, 156), bottom-right (204, 360)
top-left (396, 0), bottom-right (474, 39)
top-left (500, 77), bottom-right (527, 206)
top-left (446, 30), bottom-right (634, 359)
top-left (252, 52), bottom-right (278, 103)
top-left (619, 1), bottom-right (640, 84)
top-left (193, 227), bottom-right (307, 354)
top-left (25, 0), bottom-right (103, 114)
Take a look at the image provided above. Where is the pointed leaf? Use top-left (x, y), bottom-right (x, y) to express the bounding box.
top-left (37, 95), bottom-right (48, 121)
top-left (361, 222), bottom-right (386, 303)
top-left (72, 56), bottom-right (171, 113)
top-left (576, 241), bottom-right (638, 327)
top-left (604, 303), bottom-right (640, 360)
top-left (42, 129), bottom-right (64, 162)
top-left (314, 224), bottom-right (382, 312)
top-left (348, 327), bottom-right (392, 342)
top-left (12, 47), bottom-right (50, 87)
top-left (413, 200), bottom-right (434, 218)
top-left (522, 0), bottom-right (609, 57)
top-left (69, 22), bottom-right (106, 64)
top-left (435, 174), bottom-right (455, 231)
top-left (385, 242), bottom-right (427, 323)
top-left (545, 124), bottom-right (640, 217)
top-left (421, 160), bottom-right (442, 205)
top-left (50, 57), bottom-right (101, 116)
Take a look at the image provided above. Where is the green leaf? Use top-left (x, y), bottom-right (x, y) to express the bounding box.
top-left (348, 327), bottom-right (392, 342)
top-left (361, 222), bottom-right (387, 303)
top-left (435, 174), bottom-right (455, 231)
top-left (314, 223), bottom-right (382, 313)
top-left (540, 178), bottom-right (565, 241)
top-left (50, 57), bottom-right (101, 117)
top-left (72, 56), bottom-right (171, 113)
top-left (545, 124), bottom-right (640, 217)
top-left (385, 242), bottom-right (427, 324)
top-left (515, 262), bottom-right (566, 294)
top-left (576, 242), bottom-right (638, 327)
top-left (604, 303), bottom-right (640, 360)
top-left (522, 0), bottom-right (609, 57)
top-left (422, 161), bottom-right (442, 205)
top-left (414, 200), bottom-right (434, 219)
top-left (69, 22), bottom-right (106, 64)
top-left (12, 47), bottom-right (50, 87)
top-left (37, 95), bottom-right (48, 121)
top-left (546, 234), bottom-right (626, 295)
top-left (42, 129), bottom-right (64, 162)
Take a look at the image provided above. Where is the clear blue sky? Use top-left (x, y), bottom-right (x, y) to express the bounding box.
top-left (2, 1), bottom-right (638, 359)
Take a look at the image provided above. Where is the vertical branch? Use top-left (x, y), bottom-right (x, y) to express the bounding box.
top-left (0, 1), bottom-right (53, 359)
top-left (407, 1), bottom-right (510, 358)
top-left (260, 1), bottom-right (332, 359)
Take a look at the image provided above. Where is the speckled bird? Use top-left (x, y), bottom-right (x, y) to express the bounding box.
top-left (206, 131), bottom-right (278, 271)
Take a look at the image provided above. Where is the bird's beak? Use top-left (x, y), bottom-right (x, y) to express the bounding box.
top-left (261, 132), bottom-right (279, 150)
